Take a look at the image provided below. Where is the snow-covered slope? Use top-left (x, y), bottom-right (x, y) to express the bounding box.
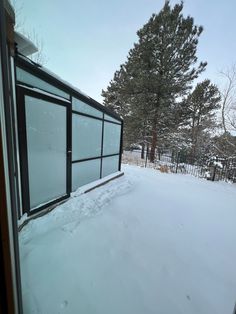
top-left (19, 165), bottom-right (236, 314)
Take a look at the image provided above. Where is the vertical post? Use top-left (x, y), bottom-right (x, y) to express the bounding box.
top-left (212, 165), bottom-right (217, 182)
top-left (224, 159), bottom-right (228, 182)
top-left (67, 96), bottom-right (72, 194)
top-left (175, 152), bottom-right (179, 174)
top-left (118, 120), bottom-right (123, 172)
top-left (171, 150), bottom-right (175, 163)
top-left (145, 144), bottom-right (149, 168)
top-left (232, 302), bottom-right (236, 314)
top-left (100, 113), bottom-right (105, 178)
top-left (16, 87), bottom-right (30, 214)
top-left (141, 142), bottom-right (145, 159)
top-left (0, 1), bottom-right (23, 312)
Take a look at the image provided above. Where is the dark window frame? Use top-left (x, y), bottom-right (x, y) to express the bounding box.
top-left (16, 66), bottom-right (70, 100)
top-left (16, 86), bottom-right (71, 216)
top-left (15, 55), bottom-right (123, 216)
top-left (71, 112), bottom-right (122, 177)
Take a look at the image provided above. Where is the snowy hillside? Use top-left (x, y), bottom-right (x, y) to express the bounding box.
top-left (20, 165), bottom-right (236, 314)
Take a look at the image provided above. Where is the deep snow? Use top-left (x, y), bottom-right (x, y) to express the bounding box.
top-left (19, 165), bottom-right (236, 314)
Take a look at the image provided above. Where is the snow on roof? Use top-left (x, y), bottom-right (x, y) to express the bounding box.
top-left (18, 54), bottom-right (92, 101)
top-left (17, 54), bottom-right (122, 120)
top-left (40, 65), bottom-right (92, 100)
top-left (15, 32), bottom-right (38, 56)
top-left (17, 84), bottom-right (71, 103)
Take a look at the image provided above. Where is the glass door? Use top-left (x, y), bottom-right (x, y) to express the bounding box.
top-left (17, 87), bottom-right (71, 214)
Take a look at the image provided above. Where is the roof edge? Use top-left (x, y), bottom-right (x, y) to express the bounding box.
top-left (15, 53), bottom-right (123, 122)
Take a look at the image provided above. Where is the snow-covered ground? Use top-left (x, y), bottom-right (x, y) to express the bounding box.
top-left (19, 165), bottom-right (236, 314)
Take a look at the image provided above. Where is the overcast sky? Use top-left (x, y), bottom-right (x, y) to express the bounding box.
top-left (15, 0), bottom-right (236, 103)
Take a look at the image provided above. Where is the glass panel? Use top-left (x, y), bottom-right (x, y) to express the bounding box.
top-left (102, 155), bottom-right (119, 177)
top-left (72, 114), bottom-right (102, 160)
top-left (103, 122), bottom-right (121, 155)
top-left (104, 114), bottom-right (121, 124)
top-left (25, 96), bottom-right (67, 209)
top-left (72, 97), bottom-right (103, 118)
top-left (16, 67), bottom-right (70, 100)
top-left (72, 159), bottom-right (101, 190)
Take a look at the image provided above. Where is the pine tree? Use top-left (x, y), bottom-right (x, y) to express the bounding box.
top-left (183, 79), bottom-right (221, 158)
top-left (102, 1), bottom-right (207, 161)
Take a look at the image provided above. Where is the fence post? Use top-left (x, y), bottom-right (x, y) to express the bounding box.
top-left (175, 152), bottom-right (179, 174)
top-left (145, 144), bottom-right (149, 168)
top-left (212, 165), bottom-right (217, 181)
top-left (232, 302), bottom-right (236, 314)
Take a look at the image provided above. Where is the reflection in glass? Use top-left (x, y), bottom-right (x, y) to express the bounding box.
top-left (102, 155), bottom-right (119, 177)
top-left (72, 114), bottom-right (102, 160)
top-left (17, 67), bottom-right (70, 99)
top-left (103, 122), bottom-right (121, 155)
top-left (25, 96), bottom-right (67, 209)
top-left (72, 97), bottom-right (103, 118)
top-left (104, 114), bottom-right (121, 124)
top-left (72, 159), bottom-right (101, 190)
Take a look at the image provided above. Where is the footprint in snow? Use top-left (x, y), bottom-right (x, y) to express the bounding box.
top-left (61, 221), bottom-right (80, 235)
top-left (60, 300), bottom-right (68, 309)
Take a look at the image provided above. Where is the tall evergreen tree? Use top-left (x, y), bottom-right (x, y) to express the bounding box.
top-left (102, 1), bottom-right (207, 161)
top-left (183, 79), bottom-right (221, 158)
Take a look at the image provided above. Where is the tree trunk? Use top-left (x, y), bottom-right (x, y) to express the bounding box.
top-left (150, 124), bottom-right (157, 163)
top-left (141, 121), bottom-right (147, 159)
top-left (146, 144), bottom-right (150, 160)
top-left (189, 135), bottom-right (198, 163)
top-left (190, 125), bottom-right (199, 163)
top-left (141, 143), bottom-right (145, 159)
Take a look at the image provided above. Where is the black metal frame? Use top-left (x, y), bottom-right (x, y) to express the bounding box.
top-left (72, 110), bottom-right (121, 125)
top-left (119, 121), bottom-right (124, 171)
top-left (72, 154), bottom-right (120, 164)
top-left (17, 85), bottom-right (71, 215)
top-left (0, 2), bottom-right (23, 312)
top-left (71, 111), bottom-right (122, 184)
top-left (15, 54), bottom-right (123, 122)
top-left (100, 113), bottom-right (105, 178)
top-left (15, 53), bottom-right (123, 216)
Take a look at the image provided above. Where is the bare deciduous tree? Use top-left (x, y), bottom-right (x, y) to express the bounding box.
top-left (220, 66), bottom-right (236, 134)
top-left (23, 29), bottom-right (47, 65)
top-left (11, 0), bottom-right (47, 65)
